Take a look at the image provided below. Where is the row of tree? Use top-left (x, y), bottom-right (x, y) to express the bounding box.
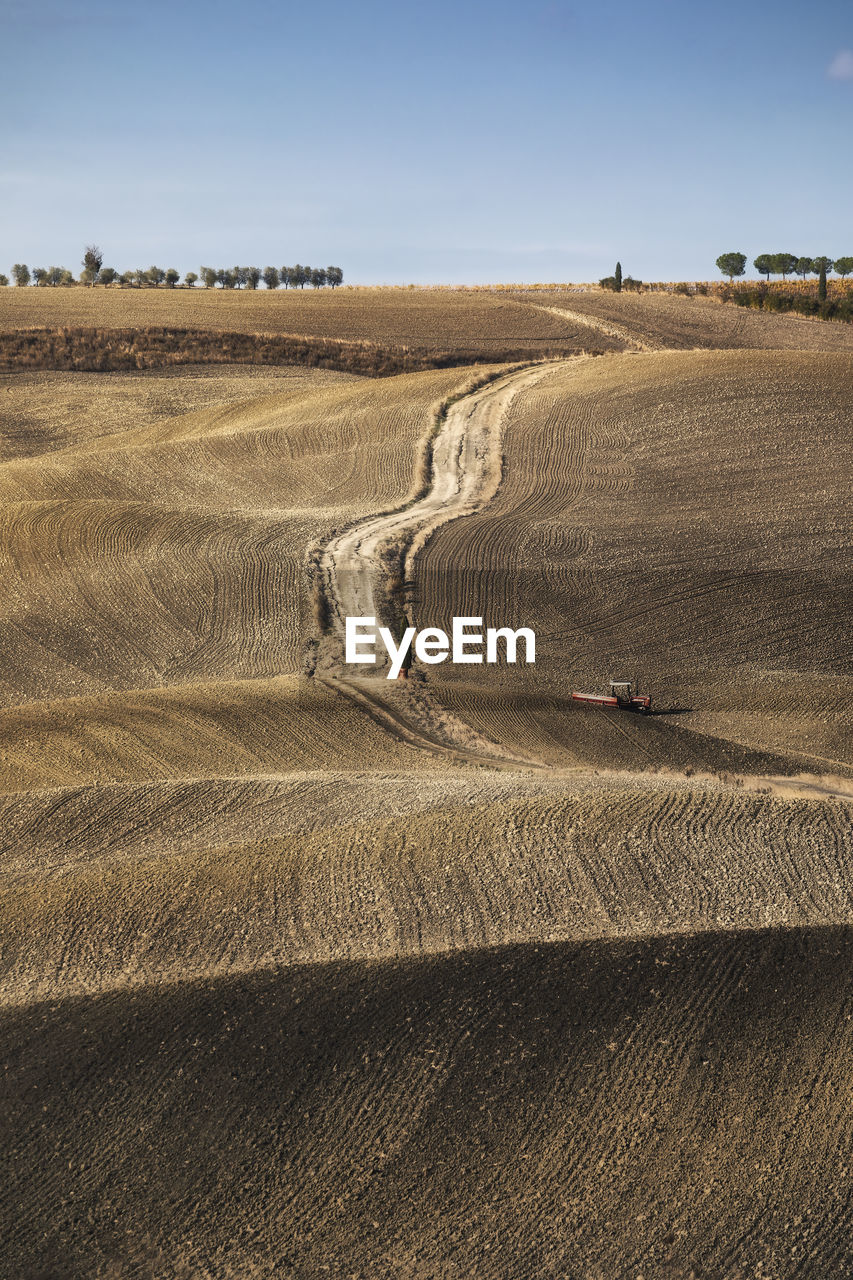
top-left (716, 252), bottom-right (853, 282)
top-left (7, 248), bottom-right (344, 290)
top-left (197, 265), bottom-right (343, 289)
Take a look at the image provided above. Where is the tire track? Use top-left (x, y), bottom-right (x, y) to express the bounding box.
top-left (529, 302), bottom-right (666, 353)
top-left (315, 362), bottom-right (565, 765)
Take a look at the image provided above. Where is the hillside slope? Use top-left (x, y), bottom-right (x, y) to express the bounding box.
top-left (2, 338), bottom-right (852, 1278)
top-left (516, 287), bottom-right (853, 352)
top-left (418, 351), bottom-right (853, 769)
top-left (4, 928), bottom-right (853, 1279)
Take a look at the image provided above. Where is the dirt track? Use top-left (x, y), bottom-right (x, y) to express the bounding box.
top-left (319, 363), bottom-right (555, 660)
top-left (531, 301), bottom-right (661, 352)
top-left (316, 362), bottom-right (559, 760)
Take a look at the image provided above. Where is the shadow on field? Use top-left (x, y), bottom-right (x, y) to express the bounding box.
top-left (4, 926), bottom-right (853, 1278)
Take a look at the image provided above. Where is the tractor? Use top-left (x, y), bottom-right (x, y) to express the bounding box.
top-left (571, 681), bottom-right (651, 714)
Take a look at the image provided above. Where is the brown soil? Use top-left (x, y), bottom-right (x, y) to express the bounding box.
top-left (0, 286), bottom-right (624, 356)
top-left (5, 929), bottom-right (853, 1279)
top-left (418, 351), bottom-right (853, 771)
top-left (2, 302), bottom-right (852, 1277)
top-left (0, 366), bottom-right (472, 707)
top-left (514, 286), bottom-right (853, 352)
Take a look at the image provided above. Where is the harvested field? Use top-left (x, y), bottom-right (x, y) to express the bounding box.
top-left (5, 928), bottom-right (853, 1279)
top-left (3, 307), bottom-right (853, 1277)
top-left (0, 286), bottom-right (624, 359)
top-left (3, 762), bottom-right (852, 1004)
top-left (0, 366), bottom-right (476, 706)
top-left (418, 350), bottom-right (853, 769)
top-left (0, 676), bottom-right (436, 794)
top-left (0, 365), bottom-right (357, 462)
top-left (515, 286), bottom-right (853, 352)
top-left (6, 286), bottom-right (853, 378)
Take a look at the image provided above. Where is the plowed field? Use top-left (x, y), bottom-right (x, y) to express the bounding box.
top-left (517, 287), bottom-right (853, 352)
top-left (0, 286), bottom-right (624, 356)
top-left (0, 366), bottom-right (475, 706)
top-left (419, 351), bottom-right (853, 770)
top-left (2, 298), bottom-right (852, 1278)
top-left (5, 929), bottom-right (853, 1278)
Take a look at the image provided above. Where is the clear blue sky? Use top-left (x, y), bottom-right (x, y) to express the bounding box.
top-left (2, 0), bottom-right (851, 284)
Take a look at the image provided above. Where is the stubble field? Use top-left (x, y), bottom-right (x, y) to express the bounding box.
top-left (421, 350), bottom-right (853, 770)
top-left (518, 286), bottom-right (853, 353)
top-left (1, 288), bottom-right (852, 1278)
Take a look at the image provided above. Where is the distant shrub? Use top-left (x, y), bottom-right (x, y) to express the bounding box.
top-left (673, 282), bottom-right (693, 296)
top-left (0, 327), bottom-right (583, 376)
top-left (622, 276), bottom-right (643, 292)
top-left (724, 280), bottom-right (853, 323)
top-left (599, 276), bottom-right (618, 291)
top-left (732, 284), bottom-right (767, 309)
top-left (763, 291), bottom-right (786, 312)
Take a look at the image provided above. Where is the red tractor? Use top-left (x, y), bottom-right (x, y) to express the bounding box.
top-left (572, 681), bottom-right (651, 714)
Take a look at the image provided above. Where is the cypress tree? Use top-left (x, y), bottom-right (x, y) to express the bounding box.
top-left (818, 260), bottom-right (827, 302)
top-left (615, 261), bottom-right (622, 293)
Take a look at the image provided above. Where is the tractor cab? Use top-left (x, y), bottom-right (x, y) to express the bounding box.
top-left (610, 681), bottom-right (634, 708)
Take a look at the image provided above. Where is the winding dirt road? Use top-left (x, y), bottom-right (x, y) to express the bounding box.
top-left (315, 361), bottom-right (561, 763)
top-left (318, 363), bottom-right (555, 658)
top-left (313, 354), bottom-right (850, 793)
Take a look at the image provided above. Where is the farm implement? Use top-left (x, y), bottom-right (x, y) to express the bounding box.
top-left (572, 681), bottom-right (652, 714)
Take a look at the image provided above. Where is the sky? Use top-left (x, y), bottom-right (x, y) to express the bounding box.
top-left (1, 0), bottom-right (852, 284)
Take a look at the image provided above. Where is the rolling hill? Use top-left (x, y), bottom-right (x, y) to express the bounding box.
top-left (2, 293), bottom-right (852, 1277)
